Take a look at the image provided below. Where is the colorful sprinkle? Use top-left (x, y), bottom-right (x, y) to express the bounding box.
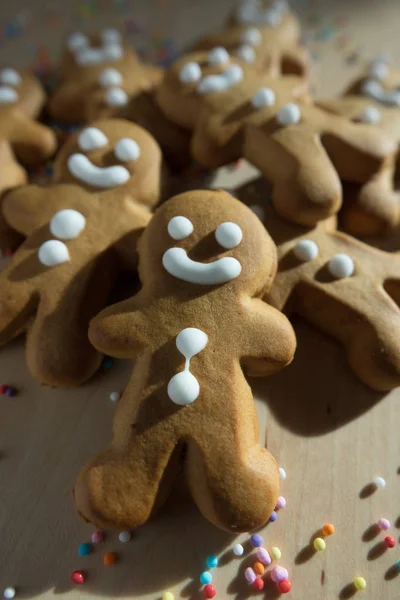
top-left (253, 577), bottom-right (264, 591)
top-left (275, 496), bottom-right (286, 510)
top-left (0, 385), bottom-right (8, 394)
top-left (384, 536), bottom-right (396, 548)
top-left (250, 534), bottom-right (263, 548)
top-left (78, 542), bottom-right (92, 556)
top-left (253, 561), bottom-right (264, 576)
top-left (206, 555), bottom-right (218, 569)
top-left (245, 567), bottom-right (256, 584)
top-left (313, 538), bottom-right (326, 551)
top-left (203, 584), bottom-right (216, 598)
top-left (256, 547), bottom-right (271, 565)
top-left (277, 580), bottom-right (292, 594)
top-left (374, 477), bottom-right (386, 488)
top-left (91, 530), bottom-right (104, 544)
top-left (271, 546), bottom-right (281, 561)
top-left (233, 543), bottom-right (244, 556)
top-left (103, 552), bottom-right (117, 566)
top-left (269, 511), bottom-right (277, 522)
top-left (162, 593), bottom-right (174, 600)
top-left (200, 572), bottom-right (212, 585)
top-left (271, 566), bottom-right (289, 583)
top-left (102, 357), bottom-right (113, 369)
top-left (109, 391), bottom-right (120, 402)
top-left (353, 577), bottom-right (367, 590)
top-left (71, 570), bottom-right (85, 584)
top-left (3, 589), bottom-right (16, 599)
top-left (279, 467), bottom-right (287, 480)
top-left (118, 531), bottom-right (131, 543)
top-left (378, 519), bottom-right (391, 531)
top-left (322, 523), bottom-right (335, 536)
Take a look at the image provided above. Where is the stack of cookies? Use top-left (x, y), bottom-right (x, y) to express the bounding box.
top-left (1, 0), bottom-right (400, 535)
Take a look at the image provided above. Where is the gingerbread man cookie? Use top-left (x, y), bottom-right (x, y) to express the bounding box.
top-left (0, 119), bottom-right (162, 387)
top-left (74, 189), bottom-right (296, 532)
top-left (195, 0), bottom-right (309, 77)
top-left (237, 178), bottom-right (400, 391)
top-left (318, 59), bottom-right (400, 235)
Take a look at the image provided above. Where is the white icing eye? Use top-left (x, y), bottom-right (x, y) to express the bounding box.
top-left (294, 240), bottom-right (319, 262)
top-left (249, 204), bottom-right (265, 220)
top-left (168, 216), bottom-right (194, 240)
top-left (224, 64), bottom-right (243, 84)
top-left (78, 127), bottom-right (108, 152)
top-left (38, 240), bottom-right (70, 267)
top-left (98, 68), bottom-right (123, 87)
top-left (0, 87), bottom-right (18, 104)
top-left (67, 32), bottom-right (89, 51)
top-left (358, 106), bottom-right (381, 124)
top-left (328, 254), bottom-right (354, 279)
top-left (208, 47), bottom-right (230, 66)
top-left (252, 87), bottom-right (275, 108)
top-left (114, 138), bottom-right (140, 162)
top-left (369, 59), bottom-right (389, 81)
top-left (103, 44), bottom-right (123, 61)
top-left (236, 45), bottom-right (256, 63)
top-left (50, 209), bottom-right (86, 240)
top-left (215, 222), bottom-right (243, 249)
top-left (0, 68), bottom-right (21, 87)
top-left (241, 28), bottom-right (262, 46)
top-left (105, 87), bottom-right (128, 106)
top-left (179, 62), bottom-right (202, 84)
top-left (101, 28), bottom-right (122, 44)
top-left (277, 103), bottom-right (301, 125)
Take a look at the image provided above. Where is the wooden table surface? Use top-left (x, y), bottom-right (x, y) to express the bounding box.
top-left (0, 1), bottom-right (400, 599)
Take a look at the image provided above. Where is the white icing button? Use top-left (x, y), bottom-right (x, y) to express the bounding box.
top-left (50, 209), bottom-right (86, 240)
top-left (38, 240), bottom-right (70, 267)
top-left (67, 154), bottom-right (130, 188)
top-left (252, 87), bottom-right (275, 108)
top-left (102, 44), bottom-right (123, 61)
top-left (208, 47), bottom-right (230, 66)
top-left (104, 87), bottom-right (128, 107)
top-left (98, 68), bottom-right (123, 87)
top-left (277, 103), bottom-right (301, 125)
top-left (215, 222), bottom-right (243, 249)
top-left (167, 328), bottom-right (208, 406)
top-left (0, 86), bottom-right (18, 104)
top-left (115, 138), bottom-right (140, 162)
top-left (78, 127), bottom-right (108, 152)
top-left (359, 106), bottom-right (381, 124)
top-left (167, 216), bottom-right (194, 240)
top-left (0, 68), bottom-right (21, 87)
top-left (67, 32), bottom-right (89, 52)
top-left (328, 254), bottom-right (354, 279)
top-left (179, 62), bottom-right (201, 84)
top-left (293, 240), bottom-right (319, 262)
top-left (249, 204), bottom-right (265, 220)
top-left (369, 59), bottom-right (389, 81)
top-left (236, 45), bottom-right (256, 63)
top-left (224, 64), bottom-right (243, 84)
top-left (241, 27), bottom-right (262, 46)
top-left (102, 28), bottom-right (122, 44)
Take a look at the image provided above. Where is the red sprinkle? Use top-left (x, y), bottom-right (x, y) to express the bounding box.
top-left (71, 570), bottom-right (85, 584)
top-left (277, 580), bottom-right (292, 594)
top-left (384, 536), bottom-right (396, 548)
top-left (203, 584), bottom-right (216, 598)
top-left (253, 577), bottom-right (264, 591)
top-left (0, 385), bottom-right (8, 394)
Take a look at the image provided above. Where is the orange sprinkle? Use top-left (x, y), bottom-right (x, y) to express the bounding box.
top-left (322, 523), bottom-right (335, 536)
top-left (103, 552), bottom-right (118, 566)
top-left (253, 561), bottom-right (265, 576)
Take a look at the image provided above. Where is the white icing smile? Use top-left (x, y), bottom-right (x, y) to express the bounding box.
top-left (162, 247), bottom-right (241, 285)
top-left (68, 29), bottom-right (123, 66)
top-left (67, 154), bottom-right (130, 188)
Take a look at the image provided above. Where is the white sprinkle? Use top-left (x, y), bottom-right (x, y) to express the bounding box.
top-left (374, 476), bottom-right (386, 488)
top-left (109, 391), bottom-right (121, 402)
top-left (233, 543), bottom-right (244, 556)
top-left (4, 589), bottom-right (16, 600)
top-left (279, 467), bottom-right (286, 480)
top-left (118, 531), bottom-right (131, 543)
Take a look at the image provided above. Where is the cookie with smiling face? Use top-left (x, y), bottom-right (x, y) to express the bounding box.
top-left (0, 119), bottom-right (162, 387)
top-left (194, 0), bottom-right (309, 77)
top-left (237, 178), bottom-right (400, 391)
top-left (73, 189), bottom-right (296, 533)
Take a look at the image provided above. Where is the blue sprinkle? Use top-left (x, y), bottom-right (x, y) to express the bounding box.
top-left (78, 542), bottom-right (92, 556)
top-left (200, 571), bottom-right (212, 585)
top-left (206, 555), bottom-right (218, 569)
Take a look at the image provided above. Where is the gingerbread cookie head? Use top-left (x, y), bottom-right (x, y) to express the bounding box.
top-left (52, 119), bottom-right (162, 207)
top-left (138, 189), bottom-right (277, 297)
top-left (0, 67), bottom-right (47, 119)
top-left (344, 59), bottom-right (400, 107)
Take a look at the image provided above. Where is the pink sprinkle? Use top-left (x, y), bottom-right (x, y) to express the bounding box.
top-left (245, 567), bottom-right (256, 584)
top-left (91, 530), bottom-right (105, 544)
top-left (275, 496), bottom-right (287, 510)
top-left (378, 518), bottom-right (391, 531)
top-left (256, 547), bottom-right (272, 565)
top-left (271, 566), bottom-right (289, 583)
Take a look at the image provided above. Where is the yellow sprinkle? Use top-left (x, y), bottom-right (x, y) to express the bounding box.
top-left (162, 593), bottom-right (175, 600)
top-left (270, 546), bottom-right (281, 560)
top-left (313, 537), bottom-right (326, 551)
top-left (353, 577), bottom-right (367, 590)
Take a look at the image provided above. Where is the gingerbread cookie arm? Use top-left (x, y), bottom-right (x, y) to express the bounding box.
top-left (280, 45), bottom-right (310, 77)
top-left (7, 112), bottom-right (57, 165)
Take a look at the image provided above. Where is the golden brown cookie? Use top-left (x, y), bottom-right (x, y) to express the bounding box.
top-left (237, 178), bottom-right (400, 391)
top-left (195, 0), bottom-right (309, 77)
top-left (0, 119), bottom-right (162, 387)
top-left (74, 189), bottom-right (296, 533)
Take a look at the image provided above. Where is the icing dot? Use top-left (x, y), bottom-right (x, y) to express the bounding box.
top-left (241, 28), bottom-right (262, 46)
top-left (98, 68), bottom-right (123, 87)
top-left (67, 32), bottom-right (88, 51)
top-left (359, 106), bottom-right (381, 124)
top-left (3, 588), bottom-right (16, 599)
top-left (0, 68), bottom-right (21, 87)
top-left (114, 138), bottom-right (140, 162)
top-left (102, 28), bottom-right (122, 44)
top-left (104, 87), bottom-right (128, 107)
top-left (252, 87), bottom-right (275, 108)
top-left (78, 127), bottom-right (108, 152)
top-left (328, 254), bottom-right (354, 279)
top-left (362, 79), bottom-right (381, 98)
top-left (277, 103), bottom-right (301, 125)
top-left (179, 62), bottom-right (201, 84)
top-left (249, 204), bottom-right (265, 220)
top-left (208, 47), bottom-right (230, 66)
top-left (50, 209), bottom-right (86, 240)
top-left (215, 222), bottom-right (243, 249)
top-left (102, 44), bottom-right (123, 61)
top-left (168, 216), bottom-right (194, 240)
top-left (118, 531), bottom-right (131, 543)
top-left (168, 328), bottom-right (208, 406)
top-left (0, 87), bottom-right (18, 104)
top-left (236, 45), bottom-right (256, 63)
top-left (38, 240), bottom-right (70, 267)
top-left (293, 240), bottom-right (319, 262)
top-left (224, 64), bottom-right (243, 84)
top-left (197, 64), bottom-right (243, 95)
top-left (263, 8), bottom-right (282, 26)
top-left (369, 59), bottom-right (389, 81)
